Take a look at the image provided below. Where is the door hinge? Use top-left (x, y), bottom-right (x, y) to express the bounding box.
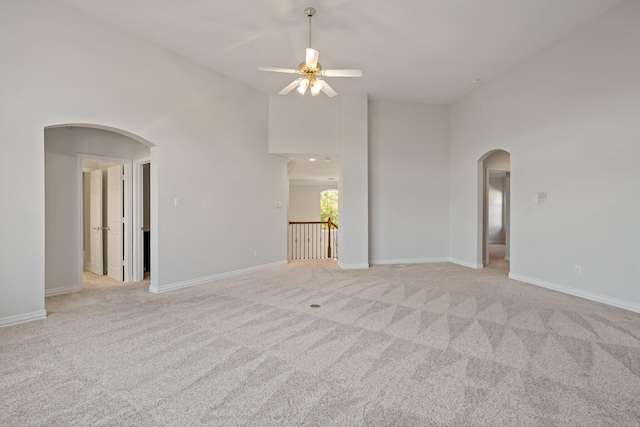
top-left (121, 174), bottom-right (125, 181)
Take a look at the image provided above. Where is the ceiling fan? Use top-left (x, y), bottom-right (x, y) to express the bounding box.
top-left (258, 7), bottom-right (362, 98)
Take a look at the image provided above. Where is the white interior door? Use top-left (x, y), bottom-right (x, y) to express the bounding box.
top-left (107, 164), bottom-right (123, 281)
top-left (89, 169), bottom-right (103, 275)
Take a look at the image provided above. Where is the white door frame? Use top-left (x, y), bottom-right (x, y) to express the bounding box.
top-left (77, 153), bottom-right (133, 289)
top-left (132, 156), bottom-right (150, 282)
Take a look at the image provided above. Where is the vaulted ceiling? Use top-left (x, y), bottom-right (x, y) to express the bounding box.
top-left (60, 0), bottom-right (624, 103)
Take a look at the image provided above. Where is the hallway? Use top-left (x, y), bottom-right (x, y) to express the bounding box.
top-left (487, 243), bottom-right (509, 276)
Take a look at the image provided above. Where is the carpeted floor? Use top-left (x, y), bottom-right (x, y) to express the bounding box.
top-left (83, 270), bottom-right (131, 289)
top-left (1, 247), bottom-right (639, 426)
top-left (83, 269), bottom-right (151, 289)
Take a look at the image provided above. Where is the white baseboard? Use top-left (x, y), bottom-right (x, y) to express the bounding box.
top-left (0, 310), bottom-right (47, 328)
top-left (509, 273), bottom-right (640, 314)
top-left (46, 285), bottom-right (79, 297)
top-left (370, 257), bottom-right (449, 266)
top-left (448, 258), bottom-right (483, 269)
top-left (337, 261), bottom-right (370, 270)
top-left (149, 260), bottom-right (288, 294)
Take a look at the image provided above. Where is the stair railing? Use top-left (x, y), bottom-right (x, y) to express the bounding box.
top-left (288, 218), bottom-right (338, 260)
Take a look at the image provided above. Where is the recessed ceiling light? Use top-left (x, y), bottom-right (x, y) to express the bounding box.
top-left (327, 177), bottom-right (335, 180)
top-left (309, 158), bottom-right (316, 161)
top-left (469, 78), bottom-right (482, 85)
top-left (324, 157), bottom-right (331, 162)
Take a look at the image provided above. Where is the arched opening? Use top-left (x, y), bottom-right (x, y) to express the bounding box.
top-left (44, 124), bottom-right (157, 296)
top-left (477, 149), bottom-right (510, 273)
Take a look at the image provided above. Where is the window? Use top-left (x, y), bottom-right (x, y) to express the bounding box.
top-left (320, 189), bottom-right (338, 228)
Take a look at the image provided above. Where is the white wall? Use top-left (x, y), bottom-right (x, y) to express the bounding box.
top-left (0, 0), bottom-right (288, 325)
top-left (449, 0), bottom-right (640, 309)
top-left (268, 96), bottom-right (341, 155)
top-left (268, 93), bottom-right (369, 269)
top-left (369, 101), bottom-right (450, 264)
top-left (338, 94), bottom-right (369, 269)
top-left (45, 127), bottom-right (150, 296)
top-left (289, 184), bottom-right (338, 222)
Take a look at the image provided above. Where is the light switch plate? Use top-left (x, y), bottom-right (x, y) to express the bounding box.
top-left (537, 191), bottom-right (547, 205)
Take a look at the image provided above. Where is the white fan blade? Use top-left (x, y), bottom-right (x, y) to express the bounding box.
top-left (306, 48), bottom-right (319, 68)
top-left (279, 78), bottom-right (303, 95)
top-left (321, 81), bottom-right (337, 98)
top-left (323, 69), bottom-right (362, 77)
top-left (258, 66), bottom-right (299, 74)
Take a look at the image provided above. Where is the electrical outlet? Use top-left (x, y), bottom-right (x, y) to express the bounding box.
top-left (254, 250), bottom-right (259, 258)
top-left (412, 243), bottom-right (421, 251)
top-left (575, 265), bottom-right (582, 275)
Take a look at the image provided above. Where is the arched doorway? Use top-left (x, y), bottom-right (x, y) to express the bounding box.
top-left (477, 149), bottom-right (510, 272)
top-left (44, 123), bottom-right (157, 295)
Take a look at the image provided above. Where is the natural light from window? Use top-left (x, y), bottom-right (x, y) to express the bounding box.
top-left (320, 189), bottom-right (338, 229)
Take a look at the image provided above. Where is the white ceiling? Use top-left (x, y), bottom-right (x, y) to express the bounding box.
top-left (287, 154), bottom-right (340, 183)
top-left (60, 0), bottom-right (623, 104)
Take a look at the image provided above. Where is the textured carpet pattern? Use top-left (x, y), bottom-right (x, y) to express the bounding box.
top-left (2, 256), bottom-right (640, 426)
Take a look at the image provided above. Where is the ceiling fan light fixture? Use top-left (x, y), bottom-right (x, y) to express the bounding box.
top-left (258, 7), bottom-right (361, 98)
top-left (297, 78), bottom-right (310, 94)
top-left (310, 79), bottom-right (323, 96)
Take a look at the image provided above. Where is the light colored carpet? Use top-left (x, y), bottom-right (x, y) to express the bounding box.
top-left (2, 252), bottom-right (639, 426)
top-left (83, 270), bottom-right (150, 289)
top-left (83, 270), bottom-right (129, 289)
